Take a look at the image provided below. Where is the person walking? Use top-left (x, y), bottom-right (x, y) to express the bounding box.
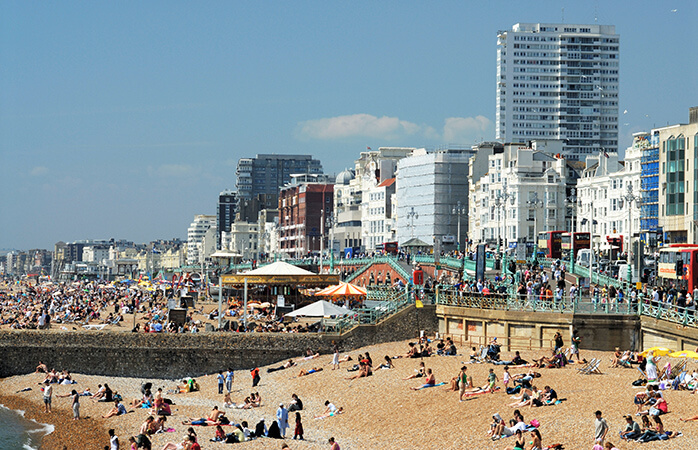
top-left (251, 367), bottom-right (260, 387)
top-left (109, 429), bottom-right (119, 450)
top-left (217, 371), bottom-right (225, 395)
top-left (293, 412), bottom-right (303, 440)
top-left (594, 410), bottom-right (609, 446)
top-left (276, 403), bottom-right (289, 438)
top-left (225, 368), bottom-right (234, 393)
top-left (42, 380), bottom-right (52, 413)
top-left (331, 344), bottom-right (340, 370)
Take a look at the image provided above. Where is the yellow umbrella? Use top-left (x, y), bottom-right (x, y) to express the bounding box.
top-left (640, 347), bottom-right (673, 357)
top-left (668, 350), bottom-right (698, 360)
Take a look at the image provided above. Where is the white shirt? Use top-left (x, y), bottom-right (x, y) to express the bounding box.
top-left (110, 435), bottom-right (119, 450)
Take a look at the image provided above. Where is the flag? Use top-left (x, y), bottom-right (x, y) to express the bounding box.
top-left (415, 298), bottom-right (424, 308)
top-left (367, 146), bottom-right (371, 150)
top-left (604, 151), bottom-right (609, 158)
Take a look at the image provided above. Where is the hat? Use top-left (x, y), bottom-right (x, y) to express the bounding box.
top-left (279, 403), bottom-right (284, 407)
top-left (624, 414), bottom-right (632, 419)
top-left (492, 413), bottom-right (502, 422)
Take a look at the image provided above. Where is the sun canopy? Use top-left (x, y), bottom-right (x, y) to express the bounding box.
top-left (315, 282), bottom-right (367, 297)
top-left (243, 261), bottom-right (315, 276)
top-left (285, 300), bottom-right (352, 317)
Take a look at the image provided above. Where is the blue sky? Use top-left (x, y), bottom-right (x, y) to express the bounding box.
top-left (1, 1), bottom-right (696, 250)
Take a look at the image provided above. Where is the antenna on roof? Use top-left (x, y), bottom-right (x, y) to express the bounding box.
top-left (561, 7), bottom-right (564, 23)
top-left (594, 1), bottom-right (599, 22)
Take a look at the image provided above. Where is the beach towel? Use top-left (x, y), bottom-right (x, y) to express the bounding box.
top-left (420, 382), bottom-right (446, 389)
top-left (462, 386), bottom-right (500, 397)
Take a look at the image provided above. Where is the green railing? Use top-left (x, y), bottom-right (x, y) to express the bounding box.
top-left (436, 287), bottom-right (698, 330)
top-left (324, 286), bottom-right (414, 335)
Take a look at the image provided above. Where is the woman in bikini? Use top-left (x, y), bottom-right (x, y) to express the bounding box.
top-left (504, 429), bottom-right (525, 450)
top-left (528, 429), bottom-right (542, 450)
top-left (411, 368), bottom-right (436, 390)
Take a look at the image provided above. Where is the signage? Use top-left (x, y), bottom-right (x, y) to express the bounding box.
top-left (442, 235), bottom-right (456, 244)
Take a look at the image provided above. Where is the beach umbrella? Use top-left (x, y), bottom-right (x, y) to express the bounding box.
top-left (640, 347), bottom-right (674, 357)
top-left (668, 350), bottom-right (698, 360)
top-left (314, 281), bottom-right (367, 297)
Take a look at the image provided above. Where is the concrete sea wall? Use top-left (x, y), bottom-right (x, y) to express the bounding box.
top-left (0, 305), bottom-right (437, 379)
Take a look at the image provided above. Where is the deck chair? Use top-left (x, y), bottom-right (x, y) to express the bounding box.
top-left (589, 360), bottom-right (603, 374)
top-left (576, 358), bottom-right (596, 374)
top-left (671, 360), bottom-right (688, 378)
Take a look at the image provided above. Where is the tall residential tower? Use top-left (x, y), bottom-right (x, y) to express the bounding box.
top-left (496, 23), bottom-right (619, 160)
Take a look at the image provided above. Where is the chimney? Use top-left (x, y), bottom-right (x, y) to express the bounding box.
top-left (690, 106), bottom-right (698, 124)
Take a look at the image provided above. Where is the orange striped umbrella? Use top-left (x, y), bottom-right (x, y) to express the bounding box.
top-left (314, 281), bottom-right (367, 297)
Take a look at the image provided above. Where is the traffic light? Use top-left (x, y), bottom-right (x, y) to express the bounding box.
top-left (676, 259), bottom-right (684, 277)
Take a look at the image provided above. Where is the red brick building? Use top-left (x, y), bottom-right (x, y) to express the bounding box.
top-left (279, 175), bottom-right (334, 258)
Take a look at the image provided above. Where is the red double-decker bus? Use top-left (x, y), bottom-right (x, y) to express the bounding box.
top-left (561, 232), bottom-right (591, 258)
top-left (658, 244), bottom-right (698, 292)
top-left (537, 231), bottom-right (565, 259)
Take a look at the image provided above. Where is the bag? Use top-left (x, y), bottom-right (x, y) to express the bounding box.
top-left (632, 379), bottom-right (646, 386)
top-left (530, 419), bottom-right (540, 428)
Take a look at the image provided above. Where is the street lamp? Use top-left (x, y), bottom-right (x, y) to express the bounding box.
top-left (566, 188), bottom-right (577, 270)
top-left (496, 188), bottom-right (515, 277)
top-left (452, 201), bottom-right (465, 252)
top-left (619, 183), bottom-right (640, 286)
top-left (526, 192), bottom-right (543, 261)
top-left (407, 207), bottom-right (418, 238)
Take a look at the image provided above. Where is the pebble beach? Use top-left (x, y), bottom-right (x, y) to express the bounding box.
top-left (2, 339), bottom-right (698, 450)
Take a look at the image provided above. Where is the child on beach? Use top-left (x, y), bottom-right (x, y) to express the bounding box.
top-left (503, 366), bottom-right (511, 389)
top-left (293, 412), bottom-right (304, 440)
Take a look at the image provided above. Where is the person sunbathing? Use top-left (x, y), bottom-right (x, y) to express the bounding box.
top-left (131, 390), bottom-right (153, 408)
top-left (35, 361), bottom-right (48, 373)
top-left (345, 363), bottom-right (371, 380)
top-left (508, 388), bottom-right (534, 407)
top-left (396, 343), bottom-right (419, 358)
top-left (102, 399), bottom-right (128, 418)
top-left (298, 367), bottom-right (323, 377)
top-left (250, 392), bottom-right (262, 407)
top-left (610, 347), bottom-right (623, 368)
top-left (336, 355), bottom-right (353, 364)
top-left (149, 415), bottom-right (167, 434)
top-left (296, 353), bottom-right (320, 362)
top-left (182, 406), bottom-right (225, 425)
top-left (411, 368), bottom-right (436, 390)
top-left (403, 362), bottom-right (425, 380)
top-left (377, 355), bottom-right (394, 369)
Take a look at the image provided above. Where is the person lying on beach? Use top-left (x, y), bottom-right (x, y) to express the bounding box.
top-left (268, 360), bottom-right (296, 373)
top-left (314, 400), bottom-right (343, 419)
top-left (161, 434), bottom-right (199, 450)
top-left (508, 388), bottom-right (533, 407)
top-left (182, 406), bottom-right (224, 425)
top-left (298, 367), bottom-right (323, 377)
top-left (411, 368), bottom-right (436, 390)
top-left (403, 362), bottom-right (425, 380)
top-left (396, 342), bottom-right (419, 358)
top-left (335, 354), bottom-right (352, 364)
top-left (377, 355), bottom-right (394, 369)
top-left (91, 384), bottom-right (106, 400)
top-left (295, 353), bottom-right (320, 362)
top-left (102, 399), bottom-right (128, 418)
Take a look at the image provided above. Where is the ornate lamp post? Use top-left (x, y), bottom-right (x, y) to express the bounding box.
top-left (566, 188), bottom-right (577, 271)
top-left (407, 207), bottom-right (419, 238)
top-left (619, 183), bottom-right (640, 286)
top-left (452, 201), bottom-right (465, 252)
top-left (527, 192), bottom-right (543, 262)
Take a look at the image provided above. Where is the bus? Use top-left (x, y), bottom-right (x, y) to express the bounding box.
top-left (561, 232), bottom-right (591, 259)
top-left (658, 244), bottom-right (698, 292)
top-left (376, 241), bottom-right (398, 255)
top-left (537, 231), bottom-right (564, 259)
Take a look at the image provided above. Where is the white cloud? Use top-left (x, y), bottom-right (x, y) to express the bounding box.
top-left (298, 114), bottom-right (424, 140)
top-left (30, 166), bottom-right (49, 176)
top-left (152, 164), bottom-right (199, 177)
top-left (297, 113), bottom-right (493, 144)
top-left (442, 116), bottom-right (493, 143)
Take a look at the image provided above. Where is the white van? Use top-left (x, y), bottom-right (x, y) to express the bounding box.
top-left (576, 249), bottom-right (596, 268)
top-left (617, 264), bottom-right (639, 283)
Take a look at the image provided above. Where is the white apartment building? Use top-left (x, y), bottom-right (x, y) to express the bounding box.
top-left (469, 141), bottom-right (570, 247)
top-left (496, 23), bottom-right (619, 160)
top-left (82, 246), bottom-right (109, 264)
top-left (187, 215), bottom-right (217, 265)
top-left (576, 147), bottom-right (641, 254)
top-left (396, 148), bottom-right (475, 249)
top-left (221, 222), bottom-right (259, 260)
top-left (334, 147), bottom-right (413, 255)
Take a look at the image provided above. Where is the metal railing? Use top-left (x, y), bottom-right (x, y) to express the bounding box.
top-left (436, 287), bottom-right (698, 330)
top-left (324, 286), bottom-right (415, 335)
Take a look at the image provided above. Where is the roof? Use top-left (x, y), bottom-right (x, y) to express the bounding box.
top-left (401, 237), bottom-right (432, 247)
top-left (242, 261), bottom-right (315, 276)
top-left (377, 177), bottom-right (396, 188)
top-left (285, 300), bottom-right (352, 317)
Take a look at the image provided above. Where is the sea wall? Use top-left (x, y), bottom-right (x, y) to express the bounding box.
top-left (0, 305), bottom-right (437, 379)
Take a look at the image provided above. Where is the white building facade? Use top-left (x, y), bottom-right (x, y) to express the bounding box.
top-left (187, 215), bottom-right (217, 265)
top-left (496, 23), bottom-right (619, 160)
top-left (576, 148), bottom-right (641, 254)
top-left (469, 141), bottom-right (570, 248)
